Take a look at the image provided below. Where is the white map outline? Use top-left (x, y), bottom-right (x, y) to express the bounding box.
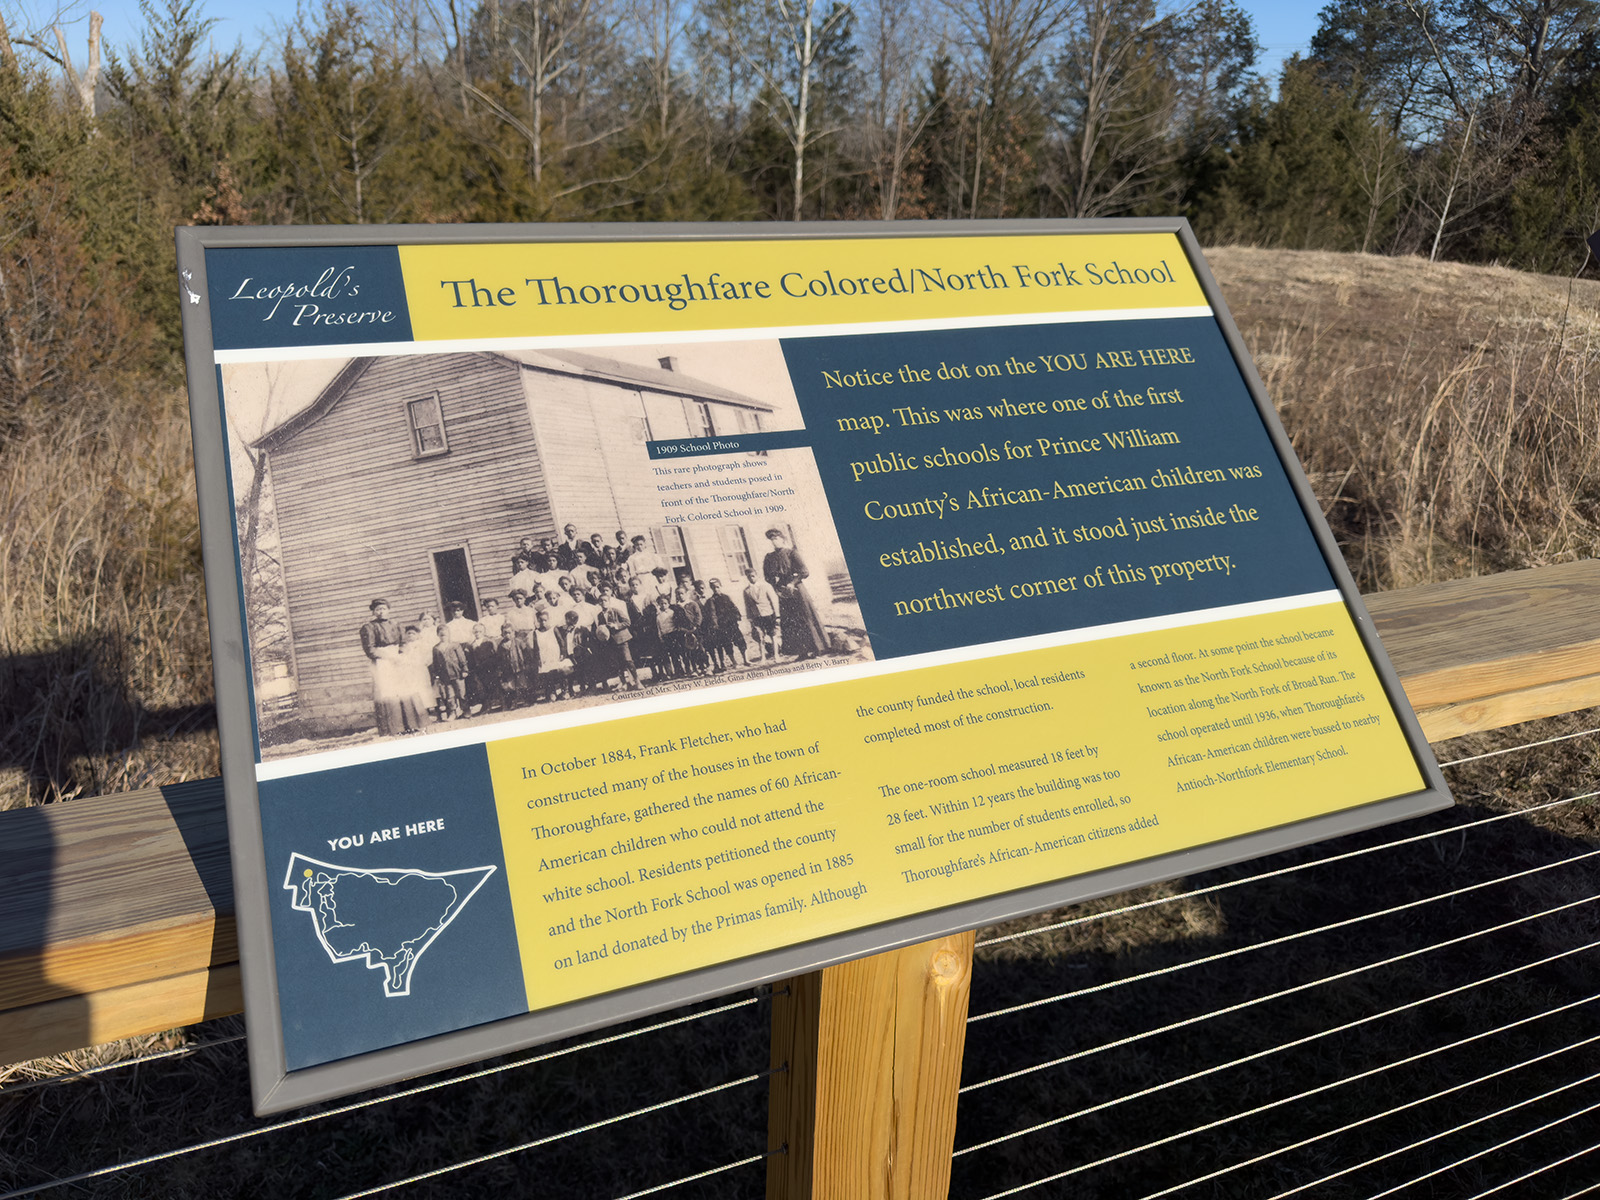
top-left (283, 854), bottom-right (497, 997)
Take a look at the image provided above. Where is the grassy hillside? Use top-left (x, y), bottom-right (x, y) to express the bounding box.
top-left (1212, 247), bottom-right (1600, 590)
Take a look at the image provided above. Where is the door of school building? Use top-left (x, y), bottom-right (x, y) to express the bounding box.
top-left (431, 547), bottom-right (479, 620)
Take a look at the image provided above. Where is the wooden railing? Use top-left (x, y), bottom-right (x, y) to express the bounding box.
top-left (6, 560), bottom-right (1600, 1197)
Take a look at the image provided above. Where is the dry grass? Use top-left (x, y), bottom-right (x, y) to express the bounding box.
top-left (0, 403), bottom-right (216, 808)
top-left (1210, 247), bottom-right (1600, 590)
top-left (5, 249), bottom-right (1600, 1196)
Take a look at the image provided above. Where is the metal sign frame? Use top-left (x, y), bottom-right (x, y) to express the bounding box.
top-left (175, 218), bottom-right (1450, 1114)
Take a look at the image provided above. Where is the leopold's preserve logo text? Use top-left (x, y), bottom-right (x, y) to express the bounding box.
top-left (227, 266), bottom-right (397, 328)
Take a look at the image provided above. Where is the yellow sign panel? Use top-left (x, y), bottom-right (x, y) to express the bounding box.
top-left (398, 233), bottom-right (1207, 341)
top-left (486, 602), bottom-right (1420, 1009)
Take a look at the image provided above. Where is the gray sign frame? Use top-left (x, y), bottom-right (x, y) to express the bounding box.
top-left (174, 218), bottom-right (1451, 1114)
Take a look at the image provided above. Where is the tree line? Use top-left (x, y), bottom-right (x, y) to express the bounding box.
top-left (1, 0), bottom-right (1598, 431)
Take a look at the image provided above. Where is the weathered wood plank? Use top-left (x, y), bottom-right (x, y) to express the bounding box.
top-left (1410, 673), bottom-right (1600, 742)
top-left (7, 564), bottom-right (1600, 1064)
top-left (0, 966), bottom-right (242, 1066)
top-left (0, 777), bottom-right (233, 1061)
top-left (1366, 560), bottom-right (1600, 709)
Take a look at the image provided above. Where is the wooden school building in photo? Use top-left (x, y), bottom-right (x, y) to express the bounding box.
top-left (252, 349), bottom-right (802, 733)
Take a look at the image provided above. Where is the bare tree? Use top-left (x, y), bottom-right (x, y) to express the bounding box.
top-left (1047, 0), bottom-right (1179, 218)
top-left (939, 0), bottom-right (1069, 216)
top-left (692, 0), bottom-right (757, 143)
top-left (6, 8), bottom-right (103, 113)
top-left (0, 9), bottom-right (17, 72)
top-left (632, 0), bottom-right (687, 142)
top-left (53, 9), bottom-right (99, 113)
top-left (1449, 0), bottom-right (1597, 108)
top-left (271, 2), bottom-right (424, 223)
top-left (1166, 0), bottom-right (1255, 154)
top-left (1307, 0), bottom-right (1437, 139)
top-left (856, 0), bottom-right (936, 217)
top-left (714, 0), bottom-right (852, 219)
top-left (1346, 104), bottom-right (1409, 253)
top-left (1397, 0), bottom-right (1573, 258)
top-left (1425, 97), bottom-right (1477, 260)
top-left (467, 0), bottom-right (623, 184)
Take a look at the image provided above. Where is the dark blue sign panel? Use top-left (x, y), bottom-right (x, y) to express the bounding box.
top-left (258, 745), bottom-right (525, 1070)
top-left (206, 245), bottom-right (415, 351)
top-left (781, 317), bottom-right (1335, 659)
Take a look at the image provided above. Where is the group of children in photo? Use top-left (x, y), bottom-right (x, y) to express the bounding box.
top-left (358, 522), bottom-right (832, 735)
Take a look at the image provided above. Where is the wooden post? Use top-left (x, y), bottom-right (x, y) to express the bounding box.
top-left (768, 931), bottom-right (975, 1199)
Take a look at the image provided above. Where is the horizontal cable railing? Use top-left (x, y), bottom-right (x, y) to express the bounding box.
top-left (959, 977), bottom-right (1600, 1161)
top-left (973, 790), bottom-right (1598, 953)
top-left (608, 1151), bottom-right (781, 1200)
top-left (964, 993), bottom-right (1600, 1198)
top-left (1436, 724), bottom-right (1600, 768)
top-left (1465, 1141), bottom-right (1600, 1200)
top-left (949, 714), bottom-right (1600, 1198)
top-left (962, 893), bottom-right (1600, 1095)
top-left (1556, 1169), bottom-right (1600, 1200)
top-left (969, 837), bottom-right (1600, 1024)
top-left (0, 994), bottom-right (769, 1199)
top-left (1165, 1048), bottom-right (1600, 1198)
top-left (329, 1069), bottom-right (780, 1200)
top-left (1366, 1094), bottom-right (1600, 1200)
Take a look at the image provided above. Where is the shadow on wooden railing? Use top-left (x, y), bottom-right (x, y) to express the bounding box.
top-left (5, 561), bottom-right (1600, 1194)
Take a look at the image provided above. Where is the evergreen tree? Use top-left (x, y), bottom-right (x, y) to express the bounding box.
top-left (1195, 59), bottom-right (1379, 251)
top-left (0, 74), bottom-right (145, 436)
top-left (104, 0), bottom-right (255, 214)
top-left (1488, 31), bottom-right (1600, 272)
top-left (916, 52), bottom-right (975, 219)
top-left (270, 1), bottom-right (446, 223)
top-left (1307, 0), bottom-right (1434, 134)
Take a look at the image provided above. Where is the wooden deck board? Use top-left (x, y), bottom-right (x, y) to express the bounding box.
top-left (0, 778), bottom-right (233, 1060)
top-left (1367, 560), bottom-right (1600, 736)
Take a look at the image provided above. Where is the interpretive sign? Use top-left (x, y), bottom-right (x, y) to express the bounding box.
top-left (175, 220), bottom-right (1450, 1113)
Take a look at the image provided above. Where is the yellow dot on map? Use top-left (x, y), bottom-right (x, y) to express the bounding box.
top-left (304, 869), bottom-right (313, 877)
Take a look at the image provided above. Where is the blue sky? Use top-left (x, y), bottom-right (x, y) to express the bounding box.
top-left (26, 0), bottom-right (1319, 80)
top-left (1248, 1), bottom-right (1319, 76)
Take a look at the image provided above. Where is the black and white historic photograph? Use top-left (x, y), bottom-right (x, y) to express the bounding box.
top-left (219, 340), bottom-right (872, 761)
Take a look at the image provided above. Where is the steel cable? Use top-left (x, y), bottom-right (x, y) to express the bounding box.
top-left (962, 990), bottom-right (1600, 1196)
top-left (959, 946), bottom-right (1600, 1158)
top-left (974, 791), bottom-right (1595, 951)
top-left (0, 995), bottom-right (761, 1199)
top-left (1364, 1093), bottom-right (1600, 1199)
top-left (1437, 725), bottom-right (1600, 768)
top-left (962, 890), bottom-right (1600, 1094)
top-left (1147, 1046), bottom-right (1600, 1199)
top-left (971, 842), bottom-right (1600, 1023)
top-left (1458, 1138), bottom-right (1600, 1200)
top-left (608, 1149), bottom-right (780, 1199)
top-left (329, 1069), bottom-right (778, 1200)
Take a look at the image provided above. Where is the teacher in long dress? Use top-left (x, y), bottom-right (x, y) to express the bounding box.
top-left (359, 598), bottom-right (406, 736)
top-left (763, 529), bottom-right (827, 661)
